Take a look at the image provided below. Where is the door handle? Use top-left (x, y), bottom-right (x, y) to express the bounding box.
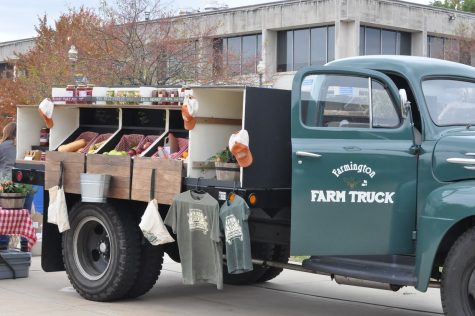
top-left (343, 146), bottom-right (361, 151)
top-left (296, 151), bottom-right (322, 158)
top-left (447, 157), bottom-right (475, 170)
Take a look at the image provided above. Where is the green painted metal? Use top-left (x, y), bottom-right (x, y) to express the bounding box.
top-left (432, 132), bottom-right (475, 182)
top-left (415, 181), bottom-right (475, 291)
top-left (290, 66), bottom-right (418, 255)
top-left (290, 56), bottom-right (475, 290)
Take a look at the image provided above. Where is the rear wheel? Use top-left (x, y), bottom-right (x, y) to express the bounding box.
top-left (62, 203), bottom-right (141, 301)
top-left (441, 226), bottom-right (475, 316)
top-left (223, 242), bottom-right (272, 285)
top-left (256, 244), bottom-right (290, 283)
top-left (124, 240), bottom-right (164, 299)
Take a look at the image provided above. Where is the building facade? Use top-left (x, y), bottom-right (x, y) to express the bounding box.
top-left (1, 0), bottom-right (474, 88)
top-left (0, 38), bottom-right (35, 79)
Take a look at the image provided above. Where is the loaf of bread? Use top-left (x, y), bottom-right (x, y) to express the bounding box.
top-left (58, 139), bottom-right (87, 152)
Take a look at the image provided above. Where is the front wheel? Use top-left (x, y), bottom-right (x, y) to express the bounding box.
top-left (441, 226), bottom-right (475, 315)
top-left (62, 203), bottom-right (141, 301)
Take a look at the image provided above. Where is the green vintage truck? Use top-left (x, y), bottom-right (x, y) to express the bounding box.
top-left (13, 55), bottom-right (475, 315)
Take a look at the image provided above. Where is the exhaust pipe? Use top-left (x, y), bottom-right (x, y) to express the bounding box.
top-left (334, 275), bottom-right (401, 292)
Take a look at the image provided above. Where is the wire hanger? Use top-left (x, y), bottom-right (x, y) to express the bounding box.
top-left (192, 177), bottom-right (205, 195)
top-left (227, 180), bottom-right (237, 206)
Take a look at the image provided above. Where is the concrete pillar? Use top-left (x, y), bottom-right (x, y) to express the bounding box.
top-left (335, 19), bottom-right (360, 59)
top-left (262, 28), bottom-right (277, 82)
top-left (411, 31), bottom-right (427, 57)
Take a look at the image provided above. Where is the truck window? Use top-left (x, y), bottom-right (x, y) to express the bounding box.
top-left (300, 74), bottom-right (399, 128)
top-left (422, 79), bottom-right (475, 126)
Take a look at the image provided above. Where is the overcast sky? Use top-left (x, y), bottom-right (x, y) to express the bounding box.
top-left (0, 0), bottom-right (431, 43)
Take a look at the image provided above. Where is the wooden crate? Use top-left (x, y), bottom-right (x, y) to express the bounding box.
top-left (87, 154), bottom-right (131, 200)
top-left (45, 152), bottom-right (85, 194)
top-left (131, 157), bottom-right (182, 205)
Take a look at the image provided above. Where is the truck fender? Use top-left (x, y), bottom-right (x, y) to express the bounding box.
top-left (415, 181), bottom-right (475, 291)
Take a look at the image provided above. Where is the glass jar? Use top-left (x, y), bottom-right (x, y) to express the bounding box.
top-left (77, 85), bottom-right (87, 104)
top-left (40, 128), bottom-right (49, 147)
top-left (169, 89), bottom-right (179, 106)
top-left (86, 84), bottom-right (94, 104)
top-left (66, 85), bottom-right (76, 104)
top-left (158, 89), bottom-right (169, 105)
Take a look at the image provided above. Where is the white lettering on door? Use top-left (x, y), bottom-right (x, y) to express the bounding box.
top-left (311, 190), bottom-right (395, 204)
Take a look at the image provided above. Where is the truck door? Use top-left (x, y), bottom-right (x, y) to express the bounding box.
top-left (291, 67), bottom-right (417, 256)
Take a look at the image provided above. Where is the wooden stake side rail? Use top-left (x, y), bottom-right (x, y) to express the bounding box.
top-left (131, 158), bottom-right (182, 205)
top-left (45, 151), bottom-right (182, 205)
top-left (45, 152), bottom-right (85, 194)
top-left (86, 155), bottom-right (131, 200)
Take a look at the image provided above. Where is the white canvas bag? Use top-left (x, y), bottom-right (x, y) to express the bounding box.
top-left (47, 162), bottom-right (70, 233)
top-left (139, 169), bottom-right (174, 245)
top-left (139, 198), bottom-right (174, 245)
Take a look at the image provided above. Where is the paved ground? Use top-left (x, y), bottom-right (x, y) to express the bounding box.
top-left (0, 255), bottom-right (443, 316)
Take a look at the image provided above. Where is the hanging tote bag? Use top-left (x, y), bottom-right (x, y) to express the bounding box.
top-left (139, 169), bottom-right (174, 245)
top-left (47, 161), bottom-right (70, 233)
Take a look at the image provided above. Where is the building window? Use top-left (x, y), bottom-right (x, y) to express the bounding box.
top-left (427, 35), bottom-right (460, 62)
top-left (0, 63), bottom-right (14, 80)
top-left (360, 26), bottom-right (411, 56)
top-left (214, 34), bottom-right (262, 75)
top-left (277, 25), bottom-right (335, 72)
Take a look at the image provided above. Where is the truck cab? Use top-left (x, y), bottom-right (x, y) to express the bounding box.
top-left (291, 56), bottom-right (475, 315)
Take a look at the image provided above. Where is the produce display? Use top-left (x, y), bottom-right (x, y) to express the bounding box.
top-left (58, 139), bottom-right (87, 152)
top-left (103, 150), bottom-right (128, 156)
top-left (87, 141), bottom-right (106, 154)
top-left (102, 133), bottom-right (145, 157)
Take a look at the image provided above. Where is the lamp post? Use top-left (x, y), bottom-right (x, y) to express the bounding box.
top-left (257, 60), bottom-right (265, 87)
top-left (68, 45), bottom-right (78, 85)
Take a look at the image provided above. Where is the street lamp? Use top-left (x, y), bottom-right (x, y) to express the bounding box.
top-left (68, 45), bottom-right (78, 85)
top-left (257, 60), bottom-right (265, 87)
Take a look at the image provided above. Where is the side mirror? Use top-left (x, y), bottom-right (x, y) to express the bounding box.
top-left (399, 89), bottom-right (410, 119)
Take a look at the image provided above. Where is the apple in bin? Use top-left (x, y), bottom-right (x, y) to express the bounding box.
top-left (128, 148), bottom-right (137, 156)
top-left (143, 142), bottom-right (152, 150)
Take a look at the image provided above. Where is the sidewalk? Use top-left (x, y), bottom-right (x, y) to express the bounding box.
top-left (0, 255), bottom-right (443, 316)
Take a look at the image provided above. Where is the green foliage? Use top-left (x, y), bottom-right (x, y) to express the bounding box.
top-left (431, 0), bottom-right (475, 12)
top-left (210, 147), bottom-right (237, 163)
top-left (0, 181), bottom-right (35, 195)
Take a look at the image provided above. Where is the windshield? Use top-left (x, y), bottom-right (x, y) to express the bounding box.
top-left (422, 79), bottom-right (475, 126)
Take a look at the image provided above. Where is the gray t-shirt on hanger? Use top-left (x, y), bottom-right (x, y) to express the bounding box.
top-left (220, 195), bottom-right (253, 274)
top-left (164, 190), bottom-right (223, 289)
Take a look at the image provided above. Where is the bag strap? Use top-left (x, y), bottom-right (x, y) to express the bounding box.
top-left (58, 161), bottom-right (64, 189)
top-left (150, 168), bottom-right (156, 201)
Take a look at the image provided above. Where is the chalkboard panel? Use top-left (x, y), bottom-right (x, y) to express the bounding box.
top-left (243, 87), bottom-right (291, 189)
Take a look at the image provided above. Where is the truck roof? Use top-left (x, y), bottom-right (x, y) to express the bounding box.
top-left (326, 55), bottom-right (475, 80)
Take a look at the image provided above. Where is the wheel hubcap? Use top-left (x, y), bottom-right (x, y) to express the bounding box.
top-left (73, 216), bottom-right (112, 281)
top-left (467, 269), bottom-right (475, 313)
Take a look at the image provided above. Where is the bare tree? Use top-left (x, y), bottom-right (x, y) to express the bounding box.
top-left (95, 0), bottom-right (221, 85)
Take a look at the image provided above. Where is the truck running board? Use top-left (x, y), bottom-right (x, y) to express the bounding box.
top-left (302, 255), bottom-right (417, 287)
top-left (250, 256), bottom-right (440, 291)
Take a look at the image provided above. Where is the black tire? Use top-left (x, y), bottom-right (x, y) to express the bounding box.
top-left (256, 244), bottom-right (290, 283)
top-left (441, 226), bottom-right (475, 316)
top-left (123, 240), bottom-right (164, 299)
top-left (62, 203), bottom-right (141, 301)
top-left (223, 242), bottom-right (272, 285)
top-left (162, 242), bottom-right (180, 263)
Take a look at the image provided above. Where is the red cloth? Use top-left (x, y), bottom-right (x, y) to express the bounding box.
top-left (0, 208), bottom-right (37, 251)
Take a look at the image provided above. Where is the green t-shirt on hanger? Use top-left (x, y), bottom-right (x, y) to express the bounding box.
top-left (165, 190), bottom-right (223, 289)
top-left (220, 195), bottom-right (253, 274)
